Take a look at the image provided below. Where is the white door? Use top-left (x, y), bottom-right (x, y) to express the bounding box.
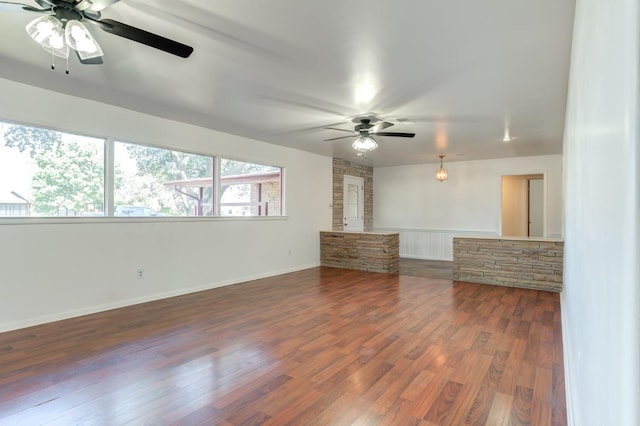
top-left (343, 175), bottom-right (364, 231)
top-left (528, 178), bottom-right (544, 237)
top-left (501, 176), bottom-right (529, 237)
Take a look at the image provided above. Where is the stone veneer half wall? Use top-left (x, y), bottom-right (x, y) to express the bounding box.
top-left (453, 237), bottom-right (564, 292)
top-left (320, 231), bottom-right (399, 273)
top-left (332, 158), bottom-right (373, 231)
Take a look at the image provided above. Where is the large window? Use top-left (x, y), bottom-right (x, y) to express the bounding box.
top-left (0, 121), bottom-right (104, 217)
top-left (114, 142), bottom-right (214, 217)
top-left (220, 159), bottom-right (282, 216)
top-left (0, 120), bottom-right (284, 218)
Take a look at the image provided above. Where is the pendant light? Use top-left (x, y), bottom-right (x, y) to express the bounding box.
top-left (435, 155), bottom-right (448, 182)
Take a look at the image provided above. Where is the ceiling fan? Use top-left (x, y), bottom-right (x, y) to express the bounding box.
top-left (324, 114), bottom-right (415, 155)
top-left (0, 0), bottom-right (193, 71)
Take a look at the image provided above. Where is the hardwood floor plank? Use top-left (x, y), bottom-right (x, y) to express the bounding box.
top-left (380, 398), bottom-right (423, 426)
top-left (409, 374), bottom-right (450, 419)
top-left (423, 380), bottom-right (464, 424)
top-left (510, 385), bottom-right (535, 425)
top-left (531, 399), bottom-right (553, 426)
top-left (0, 265), bottom-right (567, 425)
top-left (464, 385), bottom-right (496, 425)
top-left (485, 392), bottom-right (515, 426)
top-left (261, 386), bottom-right (324, 425)
top-left (366, 358), bottom-right (420, 415)
top-left (483, 349), bottom-right (510, 389)
top-left (552, 362), bottom-right (568, 425)
top-left (534, 366), bottom-right (554, 404)
top-left (440, 382), bottom-right (480, 425)
top-left (400, 369), bottom-right (436, 402)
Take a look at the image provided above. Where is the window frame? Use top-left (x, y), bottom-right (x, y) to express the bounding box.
top-left (113, 139), bottom-right (217, 218)
top-left (218, 157), bottom-right (284, 217)
top-left (0, 119), bottom-right (287, 222)
top-left (0, 119), bottom-right (107, 218)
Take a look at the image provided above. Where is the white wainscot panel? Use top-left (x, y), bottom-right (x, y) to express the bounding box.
top-left (374, 228), bottom-right (499, 261)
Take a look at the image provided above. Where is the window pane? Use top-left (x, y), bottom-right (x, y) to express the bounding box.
top-left (114, 142), bottom-right (214, 217)
top-left (220, 159), bottom-right (282, 216)
top-left (0, 121), bottom-right (104, 217)
top-left (347, 183), bottom-right (358, 219)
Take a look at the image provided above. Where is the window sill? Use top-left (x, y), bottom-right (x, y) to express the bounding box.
top-left (0, 216), bottom-right (289, 226)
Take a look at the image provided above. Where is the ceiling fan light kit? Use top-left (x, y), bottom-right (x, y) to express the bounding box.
top-left (27, 14), bottom-right (103, 61)
top-left (351, 135), bottom-right (379, 153)
top-left (5, 0), bottom-right (194, 73)
top-left (324, 116), bottom-right (415, 157)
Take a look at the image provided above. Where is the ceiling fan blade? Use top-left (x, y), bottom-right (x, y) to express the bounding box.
top-left (76, 50), bottom-right (103, 64)
top-left (372, 121), bottom-right (394, 132)
top-left (324, 135), bottom-right (356, 141)
top-left (0, 1), bottom-right (47, 11)
top-left (372, 132), bottom-right (416, 138)
top-left (75, 0), bottom-right (119, 12)
top-left (324, 127), bottom-right (355, 134)
top-left (33, 0), bottom-right (52, 8)
top-left (393, 114), bottom-right (483, 123)
top-left (92, 18), bottom-right (194, 58)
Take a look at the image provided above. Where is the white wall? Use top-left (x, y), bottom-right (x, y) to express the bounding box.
top-left (373, 154), bottom-right (563, 260)
top-left (0, 78), bottom-right (333, 332)
top-left (562, 0), bottom-right (639, 424)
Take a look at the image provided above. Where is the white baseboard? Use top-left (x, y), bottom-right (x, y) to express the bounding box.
top-left (401, 254), bottom-right (454, 262)
top-left (0, 263), bottom-right (320, 333)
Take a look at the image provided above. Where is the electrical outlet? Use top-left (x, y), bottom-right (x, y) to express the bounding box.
top-left (136, 269), bottom-right (144, 280)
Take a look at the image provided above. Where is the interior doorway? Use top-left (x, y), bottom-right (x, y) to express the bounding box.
top-left (343, 175), bottom-right (364, 231)
top-left (501, 174), bottom-right (544, 237)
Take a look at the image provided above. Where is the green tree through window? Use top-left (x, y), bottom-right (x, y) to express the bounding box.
top-left (2, 124), bottom-right (104, 216)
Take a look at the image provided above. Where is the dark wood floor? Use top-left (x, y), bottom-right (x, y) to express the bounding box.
top-left (399, 258), bottom-right (454, 280)
top-left (0, 263), bottom-right (566, 425)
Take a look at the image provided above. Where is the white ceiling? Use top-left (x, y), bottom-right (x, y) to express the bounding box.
top-left (0, 0), bottom-right (576, 167)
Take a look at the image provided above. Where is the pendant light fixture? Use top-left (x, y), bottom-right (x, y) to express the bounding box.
top-left (435, 155), bottom-right (448, 182)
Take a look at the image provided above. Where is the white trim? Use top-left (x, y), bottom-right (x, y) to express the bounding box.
top-left (105, 138), bottom-right (115, 216)
top-left (0, 262), bottom-right (320, 333)
top-left (400, 254), bottom-right (455, 261)
top-left (214, 156), bottom-right (222, 216)
top-left (499, 171), bottom-right (549, 237)
top-left (0, 215), bottom-right (289, 226)
top-left (343, 175), bottom-right (364, 232)
top-left (375, 227), bottom-right (500, 234)
top-left (374, 227), bottom-right (499, 261)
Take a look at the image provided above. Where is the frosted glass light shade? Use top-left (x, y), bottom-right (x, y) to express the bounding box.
top-left (42, 40), bottom-right (70, 59)
top-left (26, 15), bottom-right (59, 43)
top-left (352, 135), bottom-right (379, 152)
top-left (26, 15), bottom-right (69, 58)
top-left (65, 20), bottom-right (103, 59)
